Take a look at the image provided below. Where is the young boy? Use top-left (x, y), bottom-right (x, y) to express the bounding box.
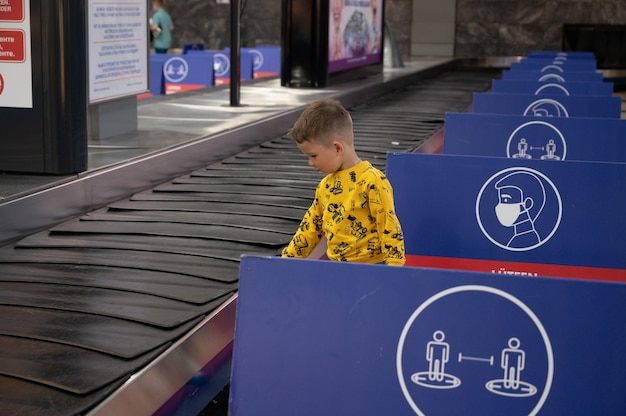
top-left (281, 98), bottom-right (405, 266)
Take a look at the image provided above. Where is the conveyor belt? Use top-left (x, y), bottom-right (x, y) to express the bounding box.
top-left (0, 67), bottom-right (499, 415)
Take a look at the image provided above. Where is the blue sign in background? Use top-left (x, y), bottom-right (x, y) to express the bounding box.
top-left (385, 152), bottom-right (626, 271)
top-left (151, 53), bottom-right (215, 93)
top-left (241, 46), bottom-right (281, 77)
top-left (472, 92), bottom-right (622, 118)
top-left (442, 112), bottom-right (626, 163)
top-left (212, 49), bottom-right (254, 82)
top-left (527, 51), bottom-right (595, 60)
top-left (230, 256), bottom-right (626, 415)
top-left (149, 56), bottom-right (166, 95)
top-left (510, 60), bottom-right (596, 71)
top-left (501, 70), bottom-right (603, 82)
top-left (490, 79), bottom-right (613, 96)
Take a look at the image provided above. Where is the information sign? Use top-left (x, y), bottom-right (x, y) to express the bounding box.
top-left (88, 0), bottom-right (148, 103)
top-left (0, 0), bottom-right (32, 108)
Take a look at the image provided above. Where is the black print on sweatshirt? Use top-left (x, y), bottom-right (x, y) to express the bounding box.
top-left (328, 202), bottom-right (346, 223)
top-left (328, 178), bottom-right (343, 195)
top-left (347, 214), bottom-right (368, 240)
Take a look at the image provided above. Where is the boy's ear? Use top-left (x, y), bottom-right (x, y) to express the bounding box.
top-left (332, 140), bottom-right (344, 154)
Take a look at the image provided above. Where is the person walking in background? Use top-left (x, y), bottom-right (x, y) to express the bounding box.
top-left (281, 98), bottom-right (406, 266)
top-left (151, 0), bottom-right (174, 54)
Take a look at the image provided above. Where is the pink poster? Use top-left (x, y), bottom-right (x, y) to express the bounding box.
top-left (328, 0), bottom-right (383, 73)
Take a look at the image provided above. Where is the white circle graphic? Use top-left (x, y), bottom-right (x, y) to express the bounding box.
top-left (475, 167), bottom-right (563, 251)
top-left (396, 285), bottom-right (554, 416)
top-left (523, 99), bottom-right (569, 117)
top-left (213, 53), bottom-right (230, 77)
top-left (534, 83), bottom-right (570, 96)
top-left (250, 49), bottom-right (264, 71)
top-left (540, 64), bottom-right (564, 73)
top-left (538, 74), bottom-right (565, 83)
top-left (506, 121), bottom-right (567, 161)
top-left (163, 57), bottom-right (189, 83)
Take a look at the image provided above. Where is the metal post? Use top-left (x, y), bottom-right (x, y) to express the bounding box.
top-left (230, 0), bottom-right (241, 106)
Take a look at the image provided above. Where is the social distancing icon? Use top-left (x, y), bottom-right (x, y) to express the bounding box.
top-left (397, 285), bottom-right (553, 416)
top-left (410, 331), bottom-right (539, 398)
top-left (163, 57), bottom-right (188, 83)
top-left (506, 121), bottom-right (567, 161)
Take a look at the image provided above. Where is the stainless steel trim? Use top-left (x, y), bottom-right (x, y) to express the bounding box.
top-left (87, 293), bottom-right (238, 416)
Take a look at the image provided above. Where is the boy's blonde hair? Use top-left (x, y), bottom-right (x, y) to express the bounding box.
top-left (289, 98), bottom-right (354, 146)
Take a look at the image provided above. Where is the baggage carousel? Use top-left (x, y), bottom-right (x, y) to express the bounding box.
top-left (0, 60), bottom-right (502, 415)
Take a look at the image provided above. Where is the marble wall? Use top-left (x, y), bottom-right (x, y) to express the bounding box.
top-left (160, 0), bottom-right (624, 59)
top-left (159, 0), bottom-right (413, 58)
top-left (455, 0), bottom-right (626, 58)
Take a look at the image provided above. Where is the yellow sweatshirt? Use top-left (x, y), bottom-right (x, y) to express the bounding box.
top-left (282, 160), bottom-right (405, 265)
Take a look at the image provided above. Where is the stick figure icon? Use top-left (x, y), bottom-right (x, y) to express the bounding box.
top-left (427, 330), bottom-right (449, 382)
top-left (411, 330), bottom-right (461, 389)
top-left (486, 337), bottom-right (538, 397)
top-left (502, 337), bottom-right (525, 389)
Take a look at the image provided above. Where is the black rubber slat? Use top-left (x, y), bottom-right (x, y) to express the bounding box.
top-left (80, 210), bottom-right (300, 234)
top-left (172, 175), bottom-right (319, 188)
top-left (0, 247), bottom-right (241, 283)
top-left (0, 374), bottom-right (126, 416)
top-left (109, 198), bottom-right (306, 220)
top-left (152, 183), bottom-right (315, 199)
top-left (0, 261), bottom-right (235, 304)
top-left (0, 334), bottom-right (167, 394)
top-left (196, 166), bottom-right (323, 181)
top-left (0, 304), bottom-right (202, 358)
top-left (17, 231), bottom-right (281, 260)
top-left (53, 219), bottom-right (292, 246)
top-left (130, 189), bottom-right (313, 209)
top-left (232, 152), bottom-right (306, 161)
top-left (206, 161), bottom-right (314, 171)
top-left (0, 280), bottom-right (227, 328)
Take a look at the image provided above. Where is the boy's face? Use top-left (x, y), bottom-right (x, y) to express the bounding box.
top-left (297, 140), bottom-right (343, 174)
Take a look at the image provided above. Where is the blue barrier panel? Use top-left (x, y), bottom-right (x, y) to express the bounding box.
top-left (527, 51), bottom-right (595, 60)
top-left (519, 56), bottom-right (596, 66)
top-left (472, 92), bottom-right (622, 118)
top-left (149, 56), bottom-right (166, 96)
top-left (386, 152), bottom-right (626, 281)
top-left (510, 60), bottom-right (596, 71)
top-left (183, 43), bottom-right (204, 53)
top-left (501, 69), bottom-right (603, 82)
top-left (212, 48), bottom-right (254, 85)
top-left (241, 45), bottom-right (281, 78)
top-left (490, 79), bottom-right (613, 96)
top-left (442, 112), bottom-right (626, 163)
top-left (157, 53), bottom-right (214, 94)
top-left (230, 255), bottom-right (626, 416)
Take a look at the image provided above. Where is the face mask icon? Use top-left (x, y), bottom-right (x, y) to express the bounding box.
top-left (495, 202), bottom-right (522, 227)
top-left (476, 167), bottom-right (562, 251)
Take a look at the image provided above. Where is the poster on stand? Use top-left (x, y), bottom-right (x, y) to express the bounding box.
top-left (88, 0), bottom-right (148, 103)
top-left (328, 0), bottom-right (383, 73)
top-left (0, 0), bottom-right (33, 108)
